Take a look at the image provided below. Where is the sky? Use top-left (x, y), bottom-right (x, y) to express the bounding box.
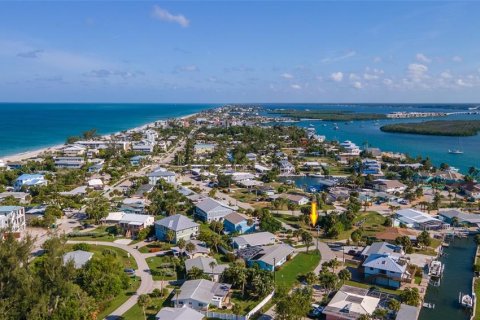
top-left (1, 1), bottom-right (480, 103)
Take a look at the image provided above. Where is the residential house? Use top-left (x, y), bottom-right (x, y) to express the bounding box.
top-left (362, 252), bottom-right (410, 289)
top-left (395, 304), bottom-right (420, 320)
top-left (132, 141), bottom-right (154, 154)
top-left (361, 159), bottom-right (382, 175)
top-left (172, 240), bottom-right (210, 258)
top-left (240, 243), bottom-right (295, 271)
top-left (87, 178), bottom-right (103, 190)
top-left (223, 212), bottom-right (255, 234)
top-left (281, 194), bottom-right (309, 206)
top-left (120, 198), bottom-right (147, 214)
top-left (232, 231), bottom-right (276, 249)
top-left (148, 168), bottom-right (176, 184)
top-left (133, 184), bottom-right (155, 198)
top-left (130, 155), bottom-right (148, 166)
top-left (0, 192), bottom-right (30, 204)
top-left (172, 279), bottom-right (231, 310)
top-left (14, 174), bottom-right (47, 191)
top-left (278, 159), bottom-right (295, 174)
top-left (438, 209), bottom-right (480, 227)
top-left (194, 143), bottom-right (216, 155)
top-left (62, 145), bottom-right (86, 157)
top-left (155, 307), bottom-right (204, 320)
top-left (194, 198), bottom-right (234, 222)
top-left (463, 183), bottom-right (480, 199)
top-left (322, 285), bottom-right (380, 320)
top-left (87, 163), bottom-right (103, 173)
top-left (118, 213), bottom-right (155, 237)
top-left (185, 257), bottom-right (228, 281)
top-left (76, 140), bottom-right (130, 152)
top-left (0, 206), bottom-right (26, 232)
top-left (155, 214), bottom-right (199, 243)
top-left (55, 157), bottom-right (85, 169)
top-left (63, 250), bottom-right (93, 269)
top-left (395, 209), bottom-right (446, 230)
top-left (246, 153), bottom-right (257, 162)
top-left (372, 179), bottom-right (407, 193)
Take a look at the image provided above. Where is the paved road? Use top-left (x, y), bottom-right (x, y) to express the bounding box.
top-left (67, 240), bottom-right (154, 319)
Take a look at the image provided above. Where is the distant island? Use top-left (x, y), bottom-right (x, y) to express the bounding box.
top-left (271, 109), bottom-right (387, 121)
top-left (380, 120), bottom-right (480, 136)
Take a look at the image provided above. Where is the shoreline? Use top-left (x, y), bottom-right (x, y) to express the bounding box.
top-left (0, 112), bottom-right (198, 163)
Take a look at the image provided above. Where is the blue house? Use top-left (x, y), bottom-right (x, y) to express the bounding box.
top-left (223, 212), bottom-right (254, 234)
top-left (237, 244), bottom-right (295, 271)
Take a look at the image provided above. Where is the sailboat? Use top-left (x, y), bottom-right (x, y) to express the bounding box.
top-left (448, 137), bottom-right (464, 154)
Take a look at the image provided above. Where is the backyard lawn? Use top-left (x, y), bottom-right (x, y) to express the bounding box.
top-left (146, 255), bottom-right (179, 281)
top-left (97, 276), bottom-right (141, 319)
top-left (64, 243), bottom-right (138, 269)
top-left (67, 225), bottom-right (120, 242)
top-left (275, 252), bottom-right (321, 289)
top-left (122, 295), bottom-right (169, 320)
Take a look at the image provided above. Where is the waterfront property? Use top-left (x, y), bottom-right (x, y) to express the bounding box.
top-left (438, 209), bottom-right (480, 227)
top-left (194, 197), bottom-right (234, 222)
top-left (155, 214), bottom-right (199, 243)
top-left (0, 205), bottom-right (26, 233)
top-left (322, 285), bottom-right (380, 320)
top-left (172, 279), bottom-right (231, 311)
top-left (372, 179), bottom-right (407, 193)
top-left (54, 156), bottom-right (85, 169)
top-left (395, 208), bottom-right (446, 230)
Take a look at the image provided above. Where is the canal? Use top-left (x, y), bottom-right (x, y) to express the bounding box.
top-left (419, 236), bottom-right (476, 320)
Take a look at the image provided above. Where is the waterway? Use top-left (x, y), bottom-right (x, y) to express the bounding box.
top-left (419, 236), bottom-right (476, 320)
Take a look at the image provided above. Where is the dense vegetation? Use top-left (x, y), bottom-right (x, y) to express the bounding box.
top-left (0, 235), bottom-right (130, 320)
top-left (271, 109), bottom-right (387, 121)
top-left (380, 120), bottom-right (480, 136)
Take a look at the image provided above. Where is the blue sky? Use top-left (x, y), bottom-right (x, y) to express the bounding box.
top-left (1, 1), bottom-right (480, 103)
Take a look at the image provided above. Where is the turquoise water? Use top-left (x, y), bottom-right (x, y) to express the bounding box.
top-left (419, 236), bottom-right (476, 320)
top-left (264, 104), bottom-right (480, 173)
top-left (0, 103), bottom-right (214, 157)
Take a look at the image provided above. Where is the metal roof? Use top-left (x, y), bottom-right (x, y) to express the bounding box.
top-left (155, 214), bottom-right (199, 231)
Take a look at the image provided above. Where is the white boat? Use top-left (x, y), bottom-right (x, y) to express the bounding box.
top-left (423, 302), bottom-right (435, 309)
top-left (459, 293), bottom-right (473, 308)
top-left (428, 260), bottom-right (444, 278)
top-left (448, 149), bottom-right (464, 154)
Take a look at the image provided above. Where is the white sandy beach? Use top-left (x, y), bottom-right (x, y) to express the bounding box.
top-left (0, 112), bottom-right (199, 163)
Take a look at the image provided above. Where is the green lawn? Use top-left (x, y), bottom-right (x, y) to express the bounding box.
top-left (275, 252), bottom-right (321, 289)
top-left (474, 279), bottom-right (480, 320)
top-left (122, 296), bottom-right (167, 320)
top-left (138, 242), bottom-right (173, 254)
top-left (97, 276), bottom-right (141, 319)
top-left (64, 243), bottom-right (138, 269)
top-left (146, 256), bottom-right (178, 281)
top-left (67, 225), bottom-right (121, 242)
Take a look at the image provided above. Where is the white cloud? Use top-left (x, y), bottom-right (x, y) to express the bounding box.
top-left (363, 73), bottom-right (378, 80)
top-left (290, 84), bottom-right (301, 90)
top-left (456, 79), bottom-right (472, 87)
top-left (330, 72), bottom-right (344, 82)
top-left (407, 63), bottom-right (428, 80)
top-left (353, 81), bottom-right (363, 89)
top-left (322, 50), bottom-right (356, 63)
top-left (416, 53), bottom-right (431, 63)
top-left (152, 5), bottom-right (190, 28)
top-left (452, 56), bottom-right (463, 62)
top-left (383, 78), bottom-right (393, 86)
top-left (349, 73), bottom-right (360, 81)
top-left (440, 71), bottom-right (452, 79)
top-left (281, 73), bottom-right (294, 79)
top-left (175, 65), bottom-right (198, 72)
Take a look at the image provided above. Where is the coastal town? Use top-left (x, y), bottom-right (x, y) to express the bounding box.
top-left (1, 105), bottom-right (480, 320)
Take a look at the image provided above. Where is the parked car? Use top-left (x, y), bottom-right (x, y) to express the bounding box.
top-left (124, 268), bottom-right (135, 276)
top-left (308, 304), bottom-right (324, 318)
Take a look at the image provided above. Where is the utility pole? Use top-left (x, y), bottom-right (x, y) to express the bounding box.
top-left (273, 257), bottom-right (276, 283)
top-left (316, 225), bottom-right (320, 252)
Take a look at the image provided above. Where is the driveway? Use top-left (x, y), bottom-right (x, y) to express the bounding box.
top-left (67, 240), bottom-right (154, 319)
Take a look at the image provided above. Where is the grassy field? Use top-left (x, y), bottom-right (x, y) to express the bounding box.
top-left (275, 252), bottom-right (321, 290)
top-left (475, 279), bottom-right (480, 320)
top-left (138, 242), bottom-right (173, 254)
top-left (329, 211), bottom-right (387, 241)
top-left (122, 295), bottom-right (170, 320)
top-left (67, 225), bottom-right (120, 242)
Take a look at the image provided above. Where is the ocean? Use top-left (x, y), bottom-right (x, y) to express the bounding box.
top-left (263, 104), bottom-right (480, 173)
top-left (0, 103), bottom-right (214, 157)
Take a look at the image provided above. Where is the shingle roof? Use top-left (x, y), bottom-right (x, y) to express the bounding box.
top-left (196, 198), bottom-right (232, 214)
top-left (362, 253), bottom-right (407, 273)
top-left (185, 257), bottom-right (228, 275)
top-left (173, 279), bottom-right (231, 304)
top-left (256, 244), bottom-right (295, 266)
top-left (224, 212), bottom-right (246, 225)
top-left (155, 214), bottom-right (198, 231)
top-left (155, 307), bottom-right (204, 320)
top-left (232, 231), bottom-right (276, 247)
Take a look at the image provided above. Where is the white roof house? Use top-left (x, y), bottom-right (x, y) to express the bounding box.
top-left (172, 279), bottom-right (231, 310)
top-left (63, 250), bottom-right (93, 269)
top-left (155, 307), bottom-right (204, 320)
top-left (119, 213), bottom-right (154, 228)
top-left (323, 285), bottom-right (380, 320)
top-left (395, 208), bottom-right (446, 230)
top-left (14, 174), bottom-right (47, 191)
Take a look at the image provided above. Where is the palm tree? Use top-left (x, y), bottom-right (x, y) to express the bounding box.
top-left (185, 242), bottom-right (196, 257)
top-left (209, 260), bottom-right (217, 281)
top-left (329, 258), bottom-right (341, 273)
top-left (175, 289), bottom-right (181, 308)
top-left (137, 294), bottom-right (151, 320)
top-left (177, 238), bottom-right (186, 254)
top-left (338, 268), bottom-right (351, 284)
top-left (165, 230), bottom-right (175, 243)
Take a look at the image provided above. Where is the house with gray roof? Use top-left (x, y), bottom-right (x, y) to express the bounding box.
top-left (194, 198), bottom-right (234, 222)
top-left (232, 231), bottom-right (276, 249)
top-left (148, 168), bottom-right (176, 184)
top-left (185, 257), bottom-right (228, 281)
top-left (245, 243), bottom-right (295, 271)
top-left (63, 250), bottom-right (93, 269)
top-left (361, 242), bottom-right (404, 259)
top-left (155, 307), bottom-right (204, 320)
top-left (395, 304), bottom-right (420, 320)
top-left (362, 250), bottom-right (410, 289)
top-left (172, 279), bottom-right (231, 311)
top-left (438, 209), bottom-right (480, 227)
top-left (323, 285), bottom-right (380, 320)
top-left (0, 206), bottom-right (26, 232)
top-left (155, 214), bottom-right (199, 244)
